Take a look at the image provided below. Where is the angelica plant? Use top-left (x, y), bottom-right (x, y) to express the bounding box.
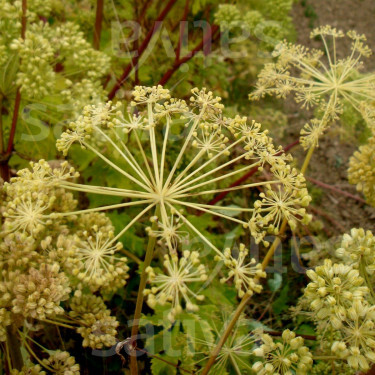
top-left (3, 85), bottom-right (311, 374)
top-left (53, 85), bottom-right (309, 309)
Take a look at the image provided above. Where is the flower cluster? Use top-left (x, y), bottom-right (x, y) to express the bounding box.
top-left (0, 159), bottom-right (127, 370)
top-left (9, 19), bottom-right (109, 105)
top-left (304, 259), bottom-right (368, 329)
top-left (145, 251), bottom-right (207, 322)
top-left (219, 244), bottom-right (266, 298)
top-left (11, 263), bottom-right (71, 320)
top-left (295, 228), bottom-right (375, 371)
top-left (250, 25), bottom-right (375, 147)
top-left (331, 301), bottom-right (375, 371)
top-left (348, 133), bottom-right (375, 206)
top-left (252, 329), bottom-right (313, 374)
top-left (51, 85), bottom-right (310, 320)
top-left (42, 351), bottom-right (80, 375)
top-left (69, 293), bottom-right (119, 349)
top-left (336, 227), bottom-right (375, 273)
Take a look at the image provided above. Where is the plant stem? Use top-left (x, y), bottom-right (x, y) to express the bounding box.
top-left (201, 144), bottom-right (316, 375)
top-left (300, 145), bottom-right (315, 174)
top-left (0, 95), bottom-right (3, 154)
top-left (108, 0), bottom-right (178, 100)
top-left (6, 326), bottom-right (23, 370)
top-left (158, 25), bottom-right (220, 86)
top-left (306, 176), bottom-right (366, 204)
top-left (93, 0), bottom-right (104, 50)
top-left (2, 0), bottom-right (27, 182)
top-left (121, 248), bottom-right (142, 265)
top-left (130, 207), bottom-right (160, 375)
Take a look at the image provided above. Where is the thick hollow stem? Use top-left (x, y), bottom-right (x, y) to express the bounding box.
top-left (6, 326), bottom-right (24, 370)
top-left (93, 0), bottom-right (104, 50)
top-left (3, 0), bottom-right (27, 180)
top-left (0, 95), bottom-right (4, 154)
top-left (130, 206), bottom-right (160, 375)
top-left (0, 159), bottom-right (10, 181)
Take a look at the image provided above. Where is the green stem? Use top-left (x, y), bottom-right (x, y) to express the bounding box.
top-left (121, 248), bottom-right (142, 265)
top-left (130, 206), bottom-right (161, 375)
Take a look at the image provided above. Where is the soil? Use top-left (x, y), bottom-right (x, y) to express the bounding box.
top-left (281, 0), bottom-right (375, 235)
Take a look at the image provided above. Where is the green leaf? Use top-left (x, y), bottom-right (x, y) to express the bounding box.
top-left (214, 204), bottom-right (243, 217)
top-left (267, 273), bottom-right (282, 292)
top-left (272, 283), bottom-right (290, 314)
top-left (151, 357), bottom-right (177, 375)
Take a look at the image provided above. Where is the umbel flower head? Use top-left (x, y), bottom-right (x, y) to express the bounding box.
top-left (304, 259), bottom-right (368, 329)
top-left (336, 228), bottom-right (375, 273)
top-left (348, 133), bottom-right (375, 206)
top-left (42, 351), bottom-right (80, 375)
top-left (219, 243), bottom-right (266, 297)
top-left (69, 293), bottom-right (120, 349)
top-left (194, 313), bottom-right (256, 374)
top-left (331, 301), bottom-right (375, 371)
top-left (250, 25), bottom-right (375, 147)
top-left (145, 251), bottom-right (207, 322)
top-left (252, 329), bottom-right (313, 375)
top-left (52, 85), bottom-right (309, 259)
top-left (70, 222), bottom-right (129, 292)
top-left (11, 263), bottom-right (71, 320)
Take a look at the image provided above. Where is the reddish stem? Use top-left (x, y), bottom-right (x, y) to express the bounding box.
top-left (107, 0), bottom-right (178, 100)
top-left (93, 0), bottom-right (104, 50)
top-left (1, 0), bottom-right (27, 182)
top-left (366, 364), bottom-right (375, 375)
top-left (306, 176), bottom-right (367, 204)
top-left (158, 25), bottom-right (220, 86)
top-left (308, 206), bottom-right (346, 233)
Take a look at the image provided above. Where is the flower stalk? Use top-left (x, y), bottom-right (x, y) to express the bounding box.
top-left (130, 207), bottom-right (161, 375)
top-left (6, 326), bottom-right (24, 371)
top-left (201, 144), bottom-right (316, 375)
top-left (93, 0), bottom-right (104, 50)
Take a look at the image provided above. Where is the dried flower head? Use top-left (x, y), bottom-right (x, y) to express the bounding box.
top-left (12, 263), bottom-right (71, 320)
